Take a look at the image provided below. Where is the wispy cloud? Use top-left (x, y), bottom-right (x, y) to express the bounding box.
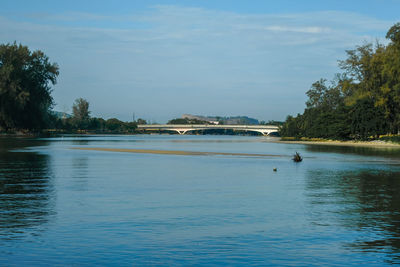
top-left (0, 5), bottom-right (395, 121)
top-left (23, 11), bottom-right (112, 21)
top-left (264, 26), bottom-right (329, 33)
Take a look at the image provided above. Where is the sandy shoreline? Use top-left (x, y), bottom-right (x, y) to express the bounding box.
top-left (71, 139), bottom-right (400, 158)
top-left (275, 139), bottom-right (400, 148)
top-left (72, 147), bottom-right (286, 157)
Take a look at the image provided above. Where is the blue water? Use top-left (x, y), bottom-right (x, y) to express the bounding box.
top-left (1, 135), bottom-right (400, 266)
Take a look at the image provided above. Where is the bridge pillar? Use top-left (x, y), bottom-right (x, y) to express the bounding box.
top-left (256, 130), bottom-right (274, 136)
top-left (175, 130), bottom-right (188, 135)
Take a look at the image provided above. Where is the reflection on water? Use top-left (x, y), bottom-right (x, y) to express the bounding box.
top-left (344, 171), bottom-right (400, 264)
top-left (305, 144), bottom-right (400, 159)
top-left (1, 135), bottom-right (400, 265)
top-left (306, 168), bottom-right (400, 264)
top-left (0, 138), bottom-right (55, 239)
top-left (71, 156), bottom-right (89, 191)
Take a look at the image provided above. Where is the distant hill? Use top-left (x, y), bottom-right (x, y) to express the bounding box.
top-left (182, 114), bottom-right (259, 125)
top-left (51, 111), bottom-right (71, 119)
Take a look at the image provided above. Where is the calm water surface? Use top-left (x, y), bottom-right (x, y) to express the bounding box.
top-left (1, 135), bottom-right (400, 266)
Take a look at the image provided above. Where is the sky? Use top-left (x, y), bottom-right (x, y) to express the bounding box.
top-left (1, 0), bottom-right (400, 123)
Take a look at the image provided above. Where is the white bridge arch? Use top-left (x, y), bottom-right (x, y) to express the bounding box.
top-left (137, 124), bottom-right (279, 136)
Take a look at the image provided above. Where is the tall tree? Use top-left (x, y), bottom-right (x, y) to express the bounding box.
top-left (383, 23), bottom-right (400, 132)
top-left (72, 98), bottom-right (90, 129)
top-left (0, 42), bottom-right (59, 130)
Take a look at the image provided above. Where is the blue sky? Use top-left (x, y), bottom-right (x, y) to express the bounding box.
top-left (1, 0), bottom-right (400, 122)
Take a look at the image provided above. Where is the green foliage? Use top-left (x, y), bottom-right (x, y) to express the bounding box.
top-left (103, 118), bottom-right (136, 133)
top-left (136, 118), bottom-right (147, 125)
top-left (259, 120), bottom-right (284, 126)
top-left (52, 116), bottom-right (137, 133)
top-left (56, 99), bottom-right (138, 133)
top-left (280, 22), bottom-right (400, 140)
top-left (47, 98), bottom-right (137, 133)
top-left (105, 118), bottom-right (122, 131)
top-left (386, 23), bottom-right (400, 44)
top-left (72, 98), bottom-right (90, 129)
top-left (88, 117), bottom-right (105, 131)
top-left (0, 42), bottom-right (59, 130)
top-left (350, 98), bottom-right (387, 139)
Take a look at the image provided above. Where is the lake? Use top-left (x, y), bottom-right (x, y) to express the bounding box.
top-left (1, 135), bottom-right (400, 266)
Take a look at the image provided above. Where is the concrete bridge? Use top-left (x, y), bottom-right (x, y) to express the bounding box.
top-left (137, 124), bottom-right (279, 136)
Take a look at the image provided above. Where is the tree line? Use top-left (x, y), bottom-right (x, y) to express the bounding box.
top-left (52, 98), bottom-right (142, 134)
top-left (280, 23), bottom-right (400, 140)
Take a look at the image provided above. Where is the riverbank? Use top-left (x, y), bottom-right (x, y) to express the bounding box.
top-left (276, 138), bottom-right (400, 148)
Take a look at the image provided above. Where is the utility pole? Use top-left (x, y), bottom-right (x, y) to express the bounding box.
top-left (132, 112), bottom-right (135, 122)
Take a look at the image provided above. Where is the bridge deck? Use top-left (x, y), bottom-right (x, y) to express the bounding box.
top-left (137, 124), bottom-right (279, 135)
top-left (137, 124), bottom-right (279, 130)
